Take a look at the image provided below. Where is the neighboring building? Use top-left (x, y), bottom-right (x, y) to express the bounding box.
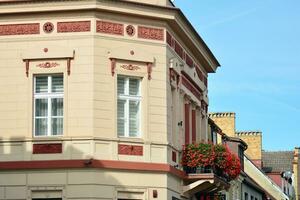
top-left (262, 151), bottom-right (295, 199)
top-left (0, 0), bottom-right (228, 199)
top-left (293, 148), bottom-right (300, 200)
top-left (209, 112), bottom-right (290, 200)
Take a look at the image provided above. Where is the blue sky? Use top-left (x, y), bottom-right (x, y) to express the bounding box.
top-left (175, 0), bottom-right (300, 151)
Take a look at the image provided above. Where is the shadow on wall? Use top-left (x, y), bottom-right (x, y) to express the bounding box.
top-left (0, 136), bottom-right (129, 200)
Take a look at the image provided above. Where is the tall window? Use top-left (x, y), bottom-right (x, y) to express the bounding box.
top-left (117, 76), bottom-right (141, 137)
top-left (34, 75), bottom-right (63, 136)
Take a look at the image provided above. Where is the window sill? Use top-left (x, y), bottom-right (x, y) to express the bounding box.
top-left (32, 136), bottom-right (64, 142)
top-left (117, 136), bottom-right (144, 144)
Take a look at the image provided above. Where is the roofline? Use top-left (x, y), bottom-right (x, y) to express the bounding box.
top-left (0, 0), bottom-right (220, 72)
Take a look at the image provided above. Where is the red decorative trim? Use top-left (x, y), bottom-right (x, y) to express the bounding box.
top-left (43, 22), bottom-right (54, 33)
top-left (118, 144), bottom-right (143, 156)
top-left (0, 23), bottom-right (39, 36)
top-left (110, 58), bottom-right (116, 76)
top-left (36, 62), bottom-right (60, 68)
top-left (126, 25), bottom-right (135, 36)
top-left (33, 143), bottom-right (62, 154)
top-left (147, 62), bottom-right (153, 80)
top-left (195, 65), bottom-right (204, 81)
top-left (192, 110), bottom-right (196, 143)
top-left (174, 41), bottom-right (183, 59)
top-left (57, 21), bottom-right (91, 33)
top-left (185, 103), bottom-right (190, 144)
top-left (172, 151), bottom-right (177, 162)
top-left (120, 64), bottom-right (140, 71)
top-left (0, 159), bottom-right (185, 178)
top-left (204, 76), bottom-right (208, 87)
top-left (181, 73), bottom-right (202, 101)
top-left (138, 26), bottom-right (164, 41)
top-left (166, 31), bottom-right (172, 46)
top-left (185, 54), bottom-right (194, 68)
top-left (96, 20), bottom-right (124, 35)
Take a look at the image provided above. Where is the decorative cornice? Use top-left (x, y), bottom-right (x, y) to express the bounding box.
top-left (208, 112), bottom-right (236, 118)
top-left (236, 131), bottom-right (262, 136)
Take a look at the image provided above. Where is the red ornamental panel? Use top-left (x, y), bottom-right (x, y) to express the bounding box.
top-left (96, 21), bottom-right (124, 35)
top-left (33, 143), bottom-right (62, 154)
top-left (172, 151), bottom-right (177, 162)
top-left (192, 110), bottom-right (196, 143)
top-left (138, 26), bottom-right (164, 41)
top-left (185, 103), bottom-right (190, 144)
top-left (0, 23), bottom-right (40, 36)
top-left (181, 75), bottom-right (202, 101)
top-left (57, 21), bottom-right (91, 33)
top-left (118, 144), bottom-right (143, 156)
top-left (166, 31), bottom-right (172, 46)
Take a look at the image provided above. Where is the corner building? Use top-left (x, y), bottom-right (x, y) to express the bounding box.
top-left (0, 0), bottom-right (221, 199)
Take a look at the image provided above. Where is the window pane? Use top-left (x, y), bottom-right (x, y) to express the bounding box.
top-left (35, 118), bottom-right (47, 136)
top-left (129, 100), bottom-right (139, 137)
top-left (52, 98), bottom-right (63, 116)
top-left (35, 76), bottom-right (48, 93)
top-left (52, 75), bottom-right (63, 93)
top-left (52, 118), bottom-right (63, 135)
top-left (117, 77), bottom-right (125, 95)
top-left (117, 99), bottom-right (126, 136)
top-left (35, 99), bottom-right (48, 116)
top-left (129, 78), bottom-right (140, 96)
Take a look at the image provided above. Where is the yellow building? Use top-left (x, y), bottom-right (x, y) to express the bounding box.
top-left (0, 0), bottom-right (228, 199)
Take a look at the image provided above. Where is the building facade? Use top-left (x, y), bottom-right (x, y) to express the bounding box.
top-left (0, 0), bottom-right (225, 199)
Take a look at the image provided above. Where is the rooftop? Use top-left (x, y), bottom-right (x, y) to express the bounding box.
top-left (262, 151), bottom-right (294, 173)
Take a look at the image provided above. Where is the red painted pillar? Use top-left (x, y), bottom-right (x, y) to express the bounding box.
top-left (185, 103), bottom-right (190, 144)
top-left (192, 109), bottom-right (196, 143)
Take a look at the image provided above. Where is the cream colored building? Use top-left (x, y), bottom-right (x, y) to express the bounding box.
top-left (0, 0), bottom-right (226, 199)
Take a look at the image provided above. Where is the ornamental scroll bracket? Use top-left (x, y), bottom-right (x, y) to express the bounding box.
top-left (22, 47), bottom-right (75, 77)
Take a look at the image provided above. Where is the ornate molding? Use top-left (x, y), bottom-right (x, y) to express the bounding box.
top-left (33, 143), bottom-right (62, 154)
top-left (138, 26), bottom-right (164, 41)
top-left (0, 23), bottom-right (40, 36)
top-left (120, 64), bottom-right (140, 71)
top-left (57, 21), bottom-right (91, 33)
top-left (43, 22), bottom-right (54, 33)
top-left (126, 25), bottom-right (135, 36)
top-left (36, 62), bottom-right (60, 68)
top-left (96, 20), bottom-right (124, 35)
top-left (118, 144), bottom-right (143, 156)
top-left (181, 73), bottom-right (202, 101)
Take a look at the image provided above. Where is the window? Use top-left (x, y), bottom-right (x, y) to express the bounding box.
top-left (34, 75), bottom-right (63, 136)
top-left (244, 193), bottom-right (248, 200)
top-left (117, 76), bottom-right (141, 137)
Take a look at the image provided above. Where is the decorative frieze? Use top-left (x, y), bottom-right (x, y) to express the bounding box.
top-left (36, 62), bottom-right (60, 68)
top-left (166, 31), bottom-right (208, 86)
top-left (57, 21), bottom-right (91, 33)
top-left (181, 73), bottom-right (202, 101)
top-left (96, 20), bottom-right (124, 35)
top-left (33, 143), bottom-right (62, 154)
top-left (138, 26), bottom-right (164, 41)
top-left (0, 23), bottom-right (40, 36)
top-left (118, 144), bottom-right (143, 156)
top-left (120, 64), bottom-right (140, 71)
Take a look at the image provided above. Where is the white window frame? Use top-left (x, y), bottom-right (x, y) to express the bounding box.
top-left (117, 76), bottom-right (142, 138)
top-left (33, 75), bottom-right (64, 137)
